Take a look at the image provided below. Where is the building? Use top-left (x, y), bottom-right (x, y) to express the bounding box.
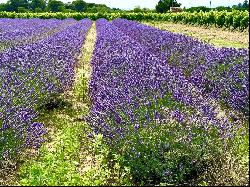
top-left (170, 7), bottom-right (183, 12)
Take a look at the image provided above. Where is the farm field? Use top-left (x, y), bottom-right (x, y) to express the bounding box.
top-left (0, 17), bottom-right (249, 186)
top-left (143, 21), bottom-right (249, 48)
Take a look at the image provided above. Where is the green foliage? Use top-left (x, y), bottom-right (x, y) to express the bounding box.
top-left (18, 115), bottom-right (132, 186)
top-left (0, 67), bottom-right (62, 160)
top-left (186, 6), bottom-right (212, 13)
top-left (237, 0), bottom-right (249, 10)
top-left (168, 10), bottom-right (249, 30)
top-left (17, 6), bottom-right (28, 12)
top-left (0, 3), bottom-right (6, 11)
top-left (215, 6), bottom-right (232, 12)
top-left (47, 0), bottom-right (64, 12)
top-left (185, 6), bottom-right (239, 13)
top-left (133, 6), bottom-right (142, 13)
top-left (19, 119), bottom-right (85, 186)
top-left (7, 0), bottom-right (29, 12)
top-left (99, 90), bottom-right (249, 185)
top-left (133, 6), bottom-right (155, 13)
top-left (0, 126), bottom-right (24, 160)
top-left (193, 124), bottom-right (249, 186)
top-left (156, 0), bottom-right (181, 13)
top-left (34, 7), bottom-right (42, 12)
top-left (72, 0), bottom-right (86, 12)
top-left (102, 92), bottom-right (227, 185)
top-left (0, 10), bottom-right (248, 30)
top-left (30, 0), bottom-right (46, 11)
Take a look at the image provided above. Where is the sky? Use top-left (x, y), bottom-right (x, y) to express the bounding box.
top-left (0, 0), bottom-right (247, 10)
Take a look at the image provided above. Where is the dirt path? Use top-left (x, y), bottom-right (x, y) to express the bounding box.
top-left (0, 22), bottom-right (100, 186)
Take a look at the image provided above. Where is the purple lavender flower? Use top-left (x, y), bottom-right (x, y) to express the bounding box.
top-left (88, 18), bottom-right (242, 146)
top-left (112, 19), bottom-right (249, 116)
top-left (0, 19), bottom-right (92, 159)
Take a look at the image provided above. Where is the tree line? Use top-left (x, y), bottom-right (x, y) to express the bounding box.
top-left (0, 0), bottom-right (249, 13)
top-left (155, 0), bottom-right (249, 13)
top-left (0, 0), bottom-right (120, 13)
top-left (185, 0), bottom-right (249, 13)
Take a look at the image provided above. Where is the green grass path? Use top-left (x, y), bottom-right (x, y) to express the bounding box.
top-left (13, 23), bottom-right (118, 186)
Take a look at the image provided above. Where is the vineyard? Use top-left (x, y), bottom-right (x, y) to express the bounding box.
top-left (0, 15), bottom-right (249, 186)
top-left (0, 10), bottom-right (249, 30)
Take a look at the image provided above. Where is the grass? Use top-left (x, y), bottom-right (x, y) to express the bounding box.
top-left (193, 123), bottom-right (249, 186)
top-left (18, 108), bottom-right (89, 186)
top-left (143, 21), bottom-right (249, 48)
top-left (17, 107), bottom-right (116, 186)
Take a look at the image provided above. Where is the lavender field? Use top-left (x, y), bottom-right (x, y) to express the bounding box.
top-left (0, 18), bottom-right (249, 186)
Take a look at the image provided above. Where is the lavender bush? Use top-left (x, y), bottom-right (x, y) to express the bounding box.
top-left (0, 18), bottom-right (78, 52)
top-left (88, 19), bottom-right (245, 184)
top-left (0, 19), bottom-right (92, 160)
top-left (112, 19), bottom-right (249, 116)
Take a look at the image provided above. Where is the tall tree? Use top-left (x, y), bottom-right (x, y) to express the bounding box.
top-left (64, 2), bottom-right (74, 10)
top-left (242, 0), bottom-right (249, 8)
top-left (30, 0), bottom-right (46, 10)
top-left (133, 6), bottom-right (142, 13)
top-left (72, 0), bottom-right (86, 12)
top-left (0, 3), bottom-right (6, 11)
top-left (47, 0), bottom-right (64, 12)
top-left (156, 0), bottom-right (181, 13)
top-left (7, 0), bottom-right (29, 12)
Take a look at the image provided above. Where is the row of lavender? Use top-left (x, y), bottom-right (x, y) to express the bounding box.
top-left (112, 19), bottom-right (249, 116)
top-left (88, 18), bottom-right (248, 183)
top-left (0, 18), bottom-right (77, 52)
top-left (89, 19), bottom-right (244, 144)
top-left (89, 19), bottom-right (247, 183)
top-left (0, 19), bottom-right (92, 159)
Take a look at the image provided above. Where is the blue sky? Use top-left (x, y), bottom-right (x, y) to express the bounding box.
top-left (0, 0), bottom-right (247, 10)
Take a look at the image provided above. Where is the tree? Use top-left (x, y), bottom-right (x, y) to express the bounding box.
top-left (0, 3), bottom-right (6, 11)
top-left (47, 0), bottom-right (64, 12)
top-left (85, 3), bottom-right (111, 13)
top-left (186, 6), bottom-right (210, 12)
top-left (232, 5), bottom-right (238, 10)
top-left (133, 6), bottom-right (142, 12)
top-left (64, 2), bottom-right (74, 10)
top-left (242, 0), bottom-right (249, 8)
top-left (17, 6), bottom-right (29, 12)
top-left (30, 0), bottom-right (46, 11)
top-left (215, 6), bottom-right (231, 11)
top-left (234, 0), bottom-right (249, 10)
top-left (156, 0), bottom-right (181, 13)
top-left (7, 0), bottom-right (29, 12)
top-left (0, 2), bottom-right (13, 11)
top-left (72, 0), bottom-right (86, 12)
top-left (34, 7), bottom-right (43, 12)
